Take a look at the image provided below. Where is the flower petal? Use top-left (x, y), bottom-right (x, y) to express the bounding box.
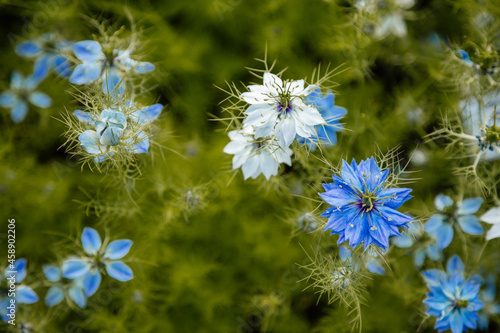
top-left (82, 270), bottom-right (102, 297)
top-left (81, 227), bottom-right (102, 255)
top-left (446, 255), bottom-right (465, 277)
top-left (62, 259), bottom-right (91, 279)
top-left (70, 62), bottom-right (102, 85)
top-left (105, 261), bottom-right (134, 281)
top-left (486, 223), bottom-right (500, 241)
top-left (104, 239), bottom-right (133, 260)
top-left (17, 286), bottom-right (39, 304)
top-left (73, 40), bottom-right (104, 62)
top-left (28, 92), bottom-right (52, 108)
top-left (45, 285), bottom-right (64, 306)
top-left (79, 130), bottom-right (103, 155)
top-left (457, 198), bottom-right (483, 215)
top-left (15, 41), bottom-right (42, 57)
top-left (68, 284), bottom-right (87, 308)
top-left (457, 215), bottom-right (484, 235)
top-left (435, 194), bottom-right (454, 211)
top-left (480, 207), bottom-right (500, 224)
top-left (436, 223), bottom-right (454, 250)
top-left (42, 264), bottom-right (61, 282)
top-left (10, 99), bottom-right (29, 123)
top-left (134, 61), bottom-right (155, 74)
top-left (6, 258), bottom-right (27, 283)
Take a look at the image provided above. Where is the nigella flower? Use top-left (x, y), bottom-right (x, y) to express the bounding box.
top-left (339, 246), bottom-right (385, 275)
top-left (15, 33), bottom-right (73, 79)
top-left (422, 255), bottom-right (484, 333)
top-left (69, 40), bottom-right (155, 94)
top-left (297, 212), bottom-right (319, 232)
top-left (478, 275), bottom-right (500, 330)
top-left (240, 72), bottom-right (325, 148)
top-left (424, 194), bottom-right (484, 251)
top-left (1, 259), bottom-right (39, 323)
top-left (61, 228), bottom-right (134, 298)
top-left (296, 89), bottom-right (347, 151)
top-left (223, 126), bottom-right (292, 180)
top-left (319, 157), bottom-right (413, 250)
top-left (43, 264), bottom-right (86, 308)
top-left (0, 72), bottom-right (51, 123)
top-left (480, 206), bottom-right (500, 241)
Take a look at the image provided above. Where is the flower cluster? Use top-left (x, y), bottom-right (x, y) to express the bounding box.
top-left (223, 71), bottom-right (347, 180)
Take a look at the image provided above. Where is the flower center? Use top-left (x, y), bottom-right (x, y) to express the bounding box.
top-left (455, 299), bottom-right (469, 308)
top-left (277, 93), bottom-right (293, 114)
top-left (103, 49), bottom-right (116, 67)
top-left (361, 193), bottom-right (377, 212)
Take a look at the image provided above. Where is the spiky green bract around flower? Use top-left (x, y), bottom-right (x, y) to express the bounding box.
top-left (422, 255), bottom-right (484, 333)
top-left (319, 157), bottom-right (413, 250)
top-left (61, 227), bottom-right (134, 299)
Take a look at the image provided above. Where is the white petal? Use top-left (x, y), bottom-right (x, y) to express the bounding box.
top-left (480, 207), bottom-right (500, 224)
top-left (486, 223), bottom-right (500, 241)
top-left (242, 155), bottom-right (260, 180)
top-left (263, 72), bottom-right (282, 95)
top-left (286, 79), bottom-right (305, 95)
top-left (241, 92), bottom-right (271, 104)
top-left (223, 141), bottom-right (246, 155)
top-left (260, 153), bottom-right (278, 179)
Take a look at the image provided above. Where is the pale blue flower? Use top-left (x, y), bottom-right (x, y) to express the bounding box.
top-left (69, 40), bottom-right (155, 94)
top-left (1, 259), bottom-right (39, 323)
top-left (0, 72), bottom-right (51, 122)
top-left (422, 255), bottom-right (484, 333)
top-left (61, 228), bottom-right (134, 298)
top-left (424, 194), bottom-right (484, 251)
top-left (16, 33), bottom-right (73, 79)
top-left (42, 264), bottom-right (87, 308)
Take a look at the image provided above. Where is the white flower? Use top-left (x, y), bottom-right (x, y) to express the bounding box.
top-left (480, 207), bottom-right (500, 241)
top-left (223, 126), bottom-right (292, 180)
top-left (240, 73), bottom-right (325, 148)
top-left (375, 13), bottom-right (407, 39)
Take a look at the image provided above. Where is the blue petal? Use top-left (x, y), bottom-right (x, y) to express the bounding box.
top-left (29, 92), bottom-right (52, 108)
top-left (73, 110), bottom-right (94, 125)
top-left (45, 285), bottom-right (64, 306)
top-left (435, 194), bottom-right (454, 211)
top-left (79, 130), bottom-right (103, 155)
top-left (70, 62), bottom-right (102, 84)
top-left (132, 133), bottom-right (149, 154)
top-left (105, 261), bottom-right (134, 281)
top-left (15, 41), bottom-right (42, 57)
top-left (33, 55), bottom-right (51, 82)
top-left (338, 246), bottom-right (351, 261)
top-left (366, 260), bottom-right (385, 275)
top-left (449, 309), bottom-right (464, 333)
top-left (73, 40), bottom-right (103, 62)
top-left (6, 258), bottom-right (27, 283)
top-left (319, 188), bottom-right (357, 207)
top-left (134, 61), bottom-right (155, 74)
top-left (446, 255), bottom-right (465, 277)
top-left (81, 227), bottom-right (102, 255)
top-left (42, 264), bottom-right (61, 282)
top-left (16, 285), bottom-right (39, 304)
top-left (460, 281), bottom-right (481, 300)
top-left (457, 198), bottom-right (483, 215)
top-left (0, 92), bottom-right (16, 108)
top-left (82, 270), bottom-right (102, 297)
top-left (426, 242), bottom-right (441, 261)
top-left (11, 72), bottom-right (24, 90)
top-left (393, 234), bottom-right (413, 248)
top-left (457, 215), bottom-right (484, 235)
top-left (413, 249), bottom-right (426, 267)
top-left (104, 239), bottom-right (133, 260)
top-left (377, 188), bottom-right (413, 209)
top-left (341, 159), bottom-right (363, 190)
top-left (132, 103), bottom-right (163, 124)
top-left (424, 214), bottom-right (445, 233)
top-left (102, 66), bottom-right (124, 95)
top-left (378, 206), bottom-right (413, 226)
top-left (68, 284), bottom-right (87, 308)
top-left (436, 223), bottom-right (454, 250)
top-left (52, 55), bottom-right (72, 78)
top-left (10, 99), bottom-right (29, 123)
top-left (99, 127), bottom-right (125, 146)
top-left (61, 259), bottom-right (91, 279)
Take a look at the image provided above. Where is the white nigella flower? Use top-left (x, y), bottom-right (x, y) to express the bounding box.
top-left (240, 73), bottom-right (325, 149)
top-left (223, 126), bottom-right (292, 180)
top-left (481, 207), bottom-right (500, 241)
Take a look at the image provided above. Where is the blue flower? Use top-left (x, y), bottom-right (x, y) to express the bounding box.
top-left (297, 89), bottom-right (347, 151)
top-left (478, 275), bottom-right (500, 330)
top-left (69, 40), bottom-right (155, 94)
top-left (61, 228), bottom-right (134, 298)
top-left (422, 255), bottom-right (484, 333)
top-left (42, 264), bottom-right (87, 308)
top-left (319, 157), bottom-right (413, 250)
top-left (0, 72), bottom-right (51, 122)
top-left (424, 194), bottom-right (484, 251)
top-left (16, 33), bottom-right (73, 79)
top-left (1, 259), bottom-right (39, 323)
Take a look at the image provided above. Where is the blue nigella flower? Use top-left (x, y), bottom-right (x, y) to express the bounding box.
top-left (0, 71), bottom-right (51, 123)
top-left (1, 259), bottom-right (39, 323)
top-left (478, 275), bottom-right (500, 330)
top-left (422, 255), bottom-right (484, 333)
top-left (15, 33), bottom-right (73, 79)
top-left (43, 264), bottom-right (87, 308)
top-left (297, 89), bottom-right (347, 151)
top-left (319, 157), bottom-right (413, 250)
top-left (392, 222), bottom-right (443, 267)
top-left (69, 40), bottom-right (155, 94)
top-left (61, 227), bottom-right (134, 298)
top-left (424, 194), bottom-right (484, 251)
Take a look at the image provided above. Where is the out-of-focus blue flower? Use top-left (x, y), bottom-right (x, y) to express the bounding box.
top-left (320, 157), bottom-right (413, 250)
top-left (296, 89), bottom-right (347, 151)
top-left (413, 242), bottom-right (442, 268)
top-left (422, 255), bottom-right (484, 333)
top-left (69, 40), bottom-right (155, 94)
top-left (338, 246), bottom-right (385, 275)
top-left (0, 72), bottom-right (51, 123)
top-left (15, 33), bottom-right (73, 79)
top-left (61, 227), bottom-right (134, 298)
top-left (478, 275), bottom-right (500, 330)
top-left (42, 264), bottom-right (86, 308)
top-left (1, 259), bottom-right (39, 323)
top-left (424, 194), bottom-right (484, 251)
top-left (297, 212), bottom-right (318, 232)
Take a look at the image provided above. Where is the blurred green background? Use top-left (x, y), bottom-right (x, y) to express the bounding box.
top-left (1, 0), bottom-right (499, 332)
